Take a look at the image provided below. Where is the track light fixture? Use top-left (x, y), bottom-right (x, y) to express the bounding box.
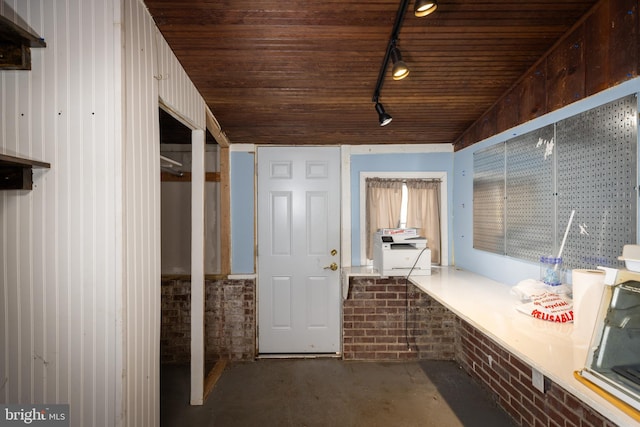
top-left (375, 102), bottom-right (393, 126)
top-left (414, 0), bottom-right (438, 17)
top-left (390, 46), bottom-right (409, 80)
top-left (371, 0), bottom-right (438, 126)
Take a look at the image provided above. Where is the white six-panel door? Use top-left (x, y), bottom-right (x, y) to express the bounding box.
top-left (257, 147), bottom-right (341, 354)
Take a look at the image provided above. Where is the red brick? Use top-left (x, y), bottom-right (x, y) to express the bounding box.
top-left (365, 328), bottom-right (387, 336)
top-left (374, 352), bottom-right (398, 359)
top-left (375, 336), bottom-right (400, 344)
top-left (365, 314), bottom-right (389, 322)
top-left (386, 300), bottom-right (407, 307)
top-left (352, 336), bottom-right (375, 343)
top-left (509, 354), bottom-right (532, 377)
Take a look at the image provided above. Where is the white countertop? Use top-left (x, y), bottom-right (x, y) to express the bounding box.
top-left (404, 266), bottom-right (638, 427)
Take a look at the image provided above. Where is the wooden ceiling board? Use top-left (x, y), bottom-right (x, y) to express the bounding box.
top-left (144, 0), bottom-right (600, 146)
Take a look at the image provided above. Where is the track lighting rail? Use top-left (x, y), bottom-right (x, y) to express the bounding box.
top-left (372, 0), bottom-right (437, 126)
top-left (372, 0), bottom-right (411, 105)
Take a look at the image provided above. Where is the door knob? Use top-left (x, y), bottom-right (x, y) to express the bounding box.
top-left (324, 262), bottom-right (338, 271)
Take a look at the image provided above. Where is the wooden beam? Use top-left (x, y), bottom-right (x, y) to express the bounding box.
top-left (0, 14), bottom-right (46, 47)
top-left (203, 360), bottom-right (228, 401)
top-left (0, 153), bottom-right (50, 169)
top-left (160, 171), bottom-right (220, 182)
top-left (206, 107), bottom-right (230, 147)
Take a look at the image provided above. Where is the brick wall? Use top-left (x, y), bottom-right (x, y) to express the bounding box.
top-left (161, 279), bottom-right (191, 364)
top-left (343, 276), bottom-right (457, 360)
top-left (456, 318), bottom-right (617, 427)
top-left (160, 278), bottom-right (256, 365)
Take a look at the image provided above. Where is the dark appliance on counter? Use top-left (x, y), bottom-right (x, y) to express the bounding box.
top-left (576, 268), bottom-right (640, 417)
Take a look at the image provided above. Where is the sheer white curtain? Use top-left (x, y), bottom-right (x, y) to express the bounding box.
top-left (406, 180), bottom-right (441, 264)
top-left (365, 178), bottom-right (403, 260)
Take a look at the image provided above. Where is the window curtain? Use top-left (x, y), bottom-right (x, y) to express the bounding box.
top-left (406, 180), bottom-right (441, 264)
top-left (365, 178), bottom-right (403, 260)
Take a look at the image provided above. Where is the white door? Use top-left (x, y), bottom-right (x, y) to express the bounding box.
top-left (257, 147), bottom-right (341, 354)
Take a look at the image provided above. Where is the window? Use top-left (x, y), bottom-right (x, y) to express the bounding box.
top-left (359, 171), bottom-right (449, 266)
top-left (400, 183), bottom-right (408, 228)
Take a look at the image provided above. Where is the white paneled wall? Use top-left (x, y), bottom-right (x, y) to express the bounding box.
top-left (156, 33), bottom-right (206, 129)
top-left (0, 0), bottom-right (119, 426)
top-left (0, 0), bottom-right (209, 426)
top-left (122, 0), bottom-right (160, 425)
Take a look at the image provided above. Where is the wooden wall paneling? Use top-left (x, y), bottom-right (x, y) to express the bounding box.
top-left (495, 93), bottom-right (519, 135)
top-left (608, 0), bottom-right (638, 85)
top-left (467, 126), bottom-right (482, 152)
top-left (457, 131), bottom-right (471, 152)
top-left (453, 133), bottom-right (470, 151)
top-left (585, 1), bottom-right (610, 95)
top-left (453, 0), bottom-right (640, 151)
top-left (546, 25), bottom-right (586, 111)
top-left (518, 66), bottom-right (547, 123)
top-left (477, 109), bottom-right (497, 143)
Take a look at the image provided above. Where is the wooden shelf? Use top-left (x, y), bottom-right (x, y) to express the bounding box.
top-left (0, 153), bottom-right (50, 190)
top-left (0, 14), bottom-right (46, 70)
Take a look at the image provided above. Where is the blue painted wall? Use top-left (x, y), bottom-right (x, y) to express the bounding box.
top-left (230, 151), bottom-right (255, 274)
top-left (452, 78), bottom-right (640, 286)
top-left (349, 152), bottom-right (454, 266)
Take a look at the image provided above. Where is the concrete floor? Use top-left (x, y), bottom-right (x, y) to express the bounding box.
top-left (161, 359), bottom-right (518, 427)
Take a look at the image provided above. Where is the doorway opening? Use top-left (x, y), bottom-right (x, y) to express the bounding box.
top-left (159, 106), bottom-right (223, 407)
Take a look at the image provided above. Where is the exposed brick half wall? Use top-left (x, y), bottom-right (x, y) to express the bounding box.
top-left (456, 318), bottom-right (617, 427)
top-left (161, 278), bottom-right (256, 365)
top-left (343, 276), bottom-right (457, 360)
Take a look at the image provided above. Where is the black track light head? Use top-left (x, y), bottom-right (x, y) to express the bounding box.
top-left (375, 102), bottom-right (393, 126)
top-left (414, 0), bottom-right (438, 17)
top-left (390, 47), bottom-right (410, 80)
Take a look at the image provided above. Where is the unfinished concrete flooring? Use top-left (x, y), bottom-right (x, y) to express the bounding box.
top-left (161, 359), bottom-right (517, 427)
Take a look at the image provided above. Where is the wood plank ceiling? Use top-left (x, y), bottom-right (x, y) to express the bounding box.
top-left (144, 0), bottom-right (600, 147)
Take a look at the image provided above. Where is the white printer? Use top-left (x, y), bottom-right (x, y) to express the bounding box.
top-left (373, 229), bottom-right (431, 277)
